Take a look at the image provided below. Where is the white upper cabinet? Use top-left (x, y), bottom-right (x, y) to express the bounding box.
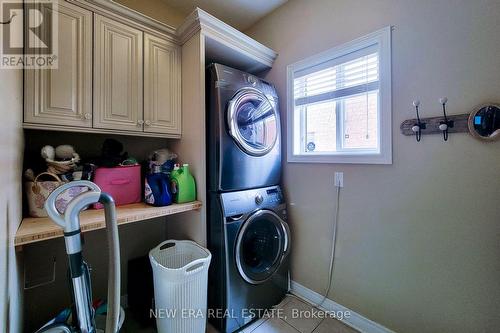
top-left (24, 1), bottom-right (92, 127)
top-left (144, 33), bottom-right (181, 135)
top-left (93, 14), bottom-right (144, 132)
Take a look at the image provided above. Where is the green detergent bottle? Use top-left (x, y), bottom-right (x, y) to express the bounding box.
top-left (170, 163), bottom-right (196, 203)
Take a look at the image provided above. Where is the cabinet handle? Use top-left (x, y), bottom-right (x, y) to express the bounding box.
top-left (145, 120), bottom-right (151, 126)
top-left (83, 113), bottom-right (92, 120)
top-left (137, 120), bottom-right (144, 126)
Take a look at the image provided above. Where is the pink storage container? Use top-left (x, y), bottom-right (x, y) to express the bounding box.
top-left (93, 165), bottom-right (141, 209)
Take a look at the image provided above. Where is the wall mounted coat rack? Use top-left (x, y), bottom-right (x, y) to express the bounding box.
top-left (401, 98), bottom-right (470, 141)
top-left (401, 113), bottom-right (470, 135)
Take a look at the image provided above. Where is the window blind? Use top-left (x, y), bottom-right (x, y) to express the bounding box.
top-left (294, 45), bottom-right (379, 107)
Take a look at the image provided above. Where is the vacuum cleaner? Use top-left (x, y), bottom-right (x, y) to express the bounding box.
top-left (38, 181), bottom-right (123, 333)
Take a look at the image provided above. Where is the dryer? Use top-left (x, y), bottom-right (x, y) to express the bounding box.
top-left (208, 185), bottom-right (290, 333)
top-left (207, 63), bottom-right (281, 192)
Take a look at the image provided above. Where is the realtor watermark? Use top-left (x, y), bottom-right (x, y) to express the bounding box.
top-left (150, 307), bottom-right (351, 321)
top-left (1, 0), bottom-right (58, 69)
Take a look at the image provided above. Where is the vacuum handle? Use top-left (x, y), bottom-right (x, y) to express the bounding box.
top-left (45, 181), bottom-right (101, 228)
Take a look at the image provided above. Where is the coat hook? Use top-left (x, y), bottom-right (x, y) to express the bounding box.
top-left (412, 100), bottom-right (426, 142)
top-left (439, 97), bottom-right (453, 141)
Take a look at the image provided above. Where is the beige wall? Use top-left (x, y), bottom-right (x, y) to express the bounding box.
top-left (246, 0), bottom-right (500, 332)
top-left (114, 0), bottom-right (186, 27)
top-left (0, 4), bottom-right (24, 331)
top-left (0, 73), bottom-right (23, 333)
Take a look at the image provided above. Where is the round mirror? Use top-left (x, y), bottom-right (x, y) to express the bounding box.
top-left (468, 104), bottom-right (500, 141)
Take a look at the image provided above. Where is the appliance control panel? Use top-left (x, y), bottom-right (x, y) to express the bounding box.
top-left (221, 185), bottom-right (284, 217)
top-left (265, 187), bottom-right (283, 204)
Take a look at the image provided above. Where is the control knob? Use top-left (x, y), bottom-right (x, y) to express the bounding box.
top-left (255, 194), bottom-right (264, 205)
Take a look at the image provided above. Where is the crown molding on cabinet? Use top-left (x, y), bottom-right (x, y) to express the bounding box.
top-left (66, 0), bottom-right (278, 70)
top-left (66, 1), bottom-right (278, 68)
top-left (177, 8), bottom-right (278, 69)
top-left (67, 0), bottom-right (179, 42)
top-left (66, 3), bottom-right (277, 70)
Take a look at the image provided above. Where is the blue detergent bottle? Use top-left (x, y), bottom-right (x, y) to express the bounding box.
top-left (145, 164), bottom-right (172, 206)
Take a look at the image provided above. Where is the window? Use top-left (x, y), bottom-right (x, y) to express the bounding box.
top-left (287, 27), bottom-right (392, 164)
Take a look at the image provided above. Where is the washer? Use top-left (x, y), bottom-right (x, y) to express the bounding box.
top-left (207, 63), bottom-right (281, 192)
top-left (208, 186), bottom-right (290, 333)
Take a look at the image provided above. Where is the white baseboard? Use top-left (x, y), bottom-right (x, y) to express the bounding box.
top-left (290, 281), bottom-right (396, 333)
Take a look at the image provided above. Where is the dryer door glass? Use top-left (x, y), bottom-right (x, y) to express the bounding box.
top-left (236, 210), bottom-right (286, 284)
top-left (228, 88), bottom-right (278, 156)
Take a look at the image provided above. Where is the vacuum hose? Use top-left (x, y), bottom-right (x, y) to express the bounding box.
top-left (99, 193), bottom-right (121, 333)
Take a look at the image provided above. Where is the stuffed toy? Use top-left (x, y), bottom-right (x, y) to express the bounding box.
top-left (41, 145), bottom-right (80, 174)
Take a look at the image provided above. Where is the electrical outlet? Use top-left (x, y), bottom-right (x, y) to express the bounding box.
top-left (334, 172), bottom-right (344, 187)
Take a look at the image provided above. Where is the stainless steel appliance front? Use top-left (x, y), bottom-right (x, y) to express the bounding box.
top-left (207, 63), bottom-right (282, 192)
top-left (207, 186), bottom-right (290, 333)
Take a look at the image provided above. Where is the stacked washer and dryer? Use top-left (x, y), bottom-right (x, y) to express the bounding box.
top-left (206, 63), bottom-right (291, 333)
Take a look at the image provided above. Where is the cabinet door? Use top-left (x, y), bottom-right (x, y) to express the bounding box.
top-left (24, 1), bottom-right (92, 127)
top-left (94, 14), bottom-right (143, 132)
top-left (144, 33), bottom-right (181, 136)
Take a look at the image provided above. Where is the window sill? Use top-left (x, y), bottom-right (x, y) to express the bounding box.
top-left (287, 153), bottom-right (392, 165)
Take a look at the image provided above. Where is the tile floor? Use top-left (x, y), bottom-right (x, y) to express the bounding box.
top-left (235, 296), bottom-right (359, 333)
top-left (121, 295), bottom-right (359, 333)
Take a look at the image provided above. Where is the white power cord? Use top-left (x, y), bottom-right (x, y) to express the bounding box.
top-left (315, 184), bottom-right (341, 308)
top-left (286, 184), bottom-right (342, 310)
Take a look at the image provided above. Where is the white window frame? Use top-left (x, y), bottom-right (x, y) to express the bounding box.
top-left (286, 26), bottom-right (392, 164)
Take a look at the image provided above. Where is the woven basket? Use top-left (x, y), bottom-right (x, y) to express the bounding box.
top-left (25, 172), bottom-right (87, 218)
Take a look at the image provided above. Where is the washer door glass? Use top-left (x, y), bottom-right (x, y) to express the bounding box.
top-left (236, 210), bottom-right (287, 284)
top-left (228, 88), bottom-right (278, 156)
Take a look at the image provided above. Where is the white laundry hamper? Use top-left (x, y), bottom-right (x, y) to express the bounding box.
top-left (149, 240), bottom-right (212, 333)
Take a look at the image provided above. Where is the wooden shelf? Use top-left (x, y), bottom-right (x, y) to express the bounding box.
top-left (15, 201), bottom-right (202, 247)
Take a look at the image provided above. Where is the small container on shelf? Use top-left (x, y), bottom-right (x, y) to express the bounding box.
top-left (92, 165), bottom-right (142, 209)
top-left (144, 164), bottom-right (172, 207)
top-left (144, 148), bottom-right (177, 207)
top-left (170, 164), bottom-right (196, 203)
